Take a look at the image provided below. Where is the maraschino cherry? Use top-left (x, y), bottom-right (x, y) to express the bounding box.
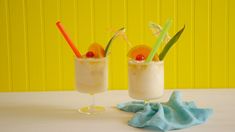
top-left (86, 51), bottom-right (95, 58)
top-left (135, 54), bottom-right (145, 61)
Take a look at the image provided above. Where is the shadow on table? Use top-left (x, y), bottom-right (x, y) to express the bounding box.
top-left (0, 104), bottom-right (164, 132)
top-left (0, 104), bottom-right (132, 123)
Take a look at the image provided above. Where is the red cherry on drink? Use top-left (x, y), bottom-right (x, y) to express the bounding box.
top-left (86, 51), bottom-right (95, 58)
top-left (135, 54), bottom-right (145, 61)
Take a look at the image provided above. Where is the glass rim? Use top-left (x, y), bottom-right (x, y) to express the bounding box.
top-left (75, 57), bottom-right (107, 62)
top-left (128, 60), bottom-right (164, 65)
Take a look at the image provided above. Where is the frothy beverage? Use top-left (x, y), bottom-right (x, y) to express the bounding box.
top-left (75, 57), bottom-right (108, 94)
top-left (128, 60), bottom-right (164, 100)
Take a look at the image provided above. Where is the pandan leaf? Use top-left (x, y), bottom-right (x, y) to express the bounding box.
top-left (159, 25), bottom-right (185, 60)
top-left (104, 27), bottom-right (125, 56)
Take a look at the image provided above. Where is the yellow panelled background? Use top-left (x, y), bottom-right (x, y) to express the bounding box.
top-left (0, 0), bottom-right (235, 91)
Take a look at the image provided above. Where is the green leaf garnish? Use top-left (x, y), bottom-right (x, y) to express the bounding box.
top-left (104, 27), bottom-right (125, 56)
top-left (159, 25), bottom-right (185, 60)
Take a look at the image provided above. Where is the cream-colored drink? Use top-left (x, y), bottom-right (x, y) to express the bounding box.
top-left (128, 60), bottom-right (164, 100)
top-left (75, 57), bottom-right (108, 94)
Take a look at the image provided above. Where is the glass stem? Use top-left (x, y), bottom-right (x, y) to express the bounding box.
top-left (90, 93), bottom-right (95, 109)
top-left (144, 99), bottom-right (150, 105)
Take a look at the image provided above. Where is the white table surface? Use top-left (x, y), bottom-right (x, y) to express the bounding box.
top-left (0, 89), bottom-right (234, 132)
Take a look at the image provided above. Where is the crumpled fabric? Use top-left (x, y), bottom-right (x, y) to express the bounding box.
top-left (117, 91), bottom-right (213, 131)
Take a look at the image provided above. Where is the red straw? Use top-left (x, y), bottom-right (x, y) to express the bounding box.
top-left (56, 21), bottom-right (82, 58)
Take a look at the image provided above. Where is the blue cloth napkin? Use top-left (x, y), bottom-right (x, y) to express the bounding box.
top-left (117, 91), bottom-right (213, 131)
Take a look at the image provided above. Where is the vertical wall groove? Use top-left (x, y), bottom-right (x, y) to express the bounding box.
top-left (91, 0), bottom-right (94, 42)
top-left (174, 0), bottom-right (177, 88)
top-left (124, 0), bottom-right (127, 27)
top-left (5, 0), bottom-right (12, 91)
top-left (228, 0), bottom-right (235, 88)
top-left (124, 0), bottom-right (128, 88)
top-left (22, 0), bottom-right (29, 91)
top-left (157, 0), bottom-right (161, 22)
top-left (57, 0), bottom-right (62, 90)
top-left (175, 0), bottom-right (178, 88)
top-left (208, 0), bottom-right (212, 87)
top-left (227, 0), bottom-right (230, 87)
top-left (76, 0), bottom-right (79, 47)
top-left (107, 0), bottom-right (112, 89)
top-left (74, 0), bottom-right (78, 46)
top-left (108, 0), bottom-right (112, 88)
top-left (42, 0), bottom-right (46, 91)
top-left (226, 0), bottom-right (229, 88)
top-left (140, 0), bottom-right (144, 43)
top-left (57, 0), bottom-right (63, 90)
top-left (41, 0), bottom-right (46, 91)
top-left (124, 0), bottom-right (127, 33)
top-left (192, 0), bottom-right (195, 88)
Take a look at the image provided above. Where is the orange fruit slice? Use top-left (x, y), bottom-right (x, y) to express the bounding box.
top-left (127, 45), bottom-right (159, 61)
top-left (128, 45), bottom-right (151, 59)
top-left (88, 43), bottom-right (105, 58)
top-left (153, 54), bottom-right (160, 61)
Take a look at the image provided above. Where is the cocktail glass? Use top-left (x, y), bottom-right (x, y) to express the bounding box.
top-left (75, 57), bottom-right (108, 115)
top-left (128, 60), bottom-right (164, 103)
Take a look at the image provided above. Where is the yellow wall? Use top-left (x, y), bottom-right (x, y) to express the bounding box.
top-left (0, 0), bottom-right (235, 91)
